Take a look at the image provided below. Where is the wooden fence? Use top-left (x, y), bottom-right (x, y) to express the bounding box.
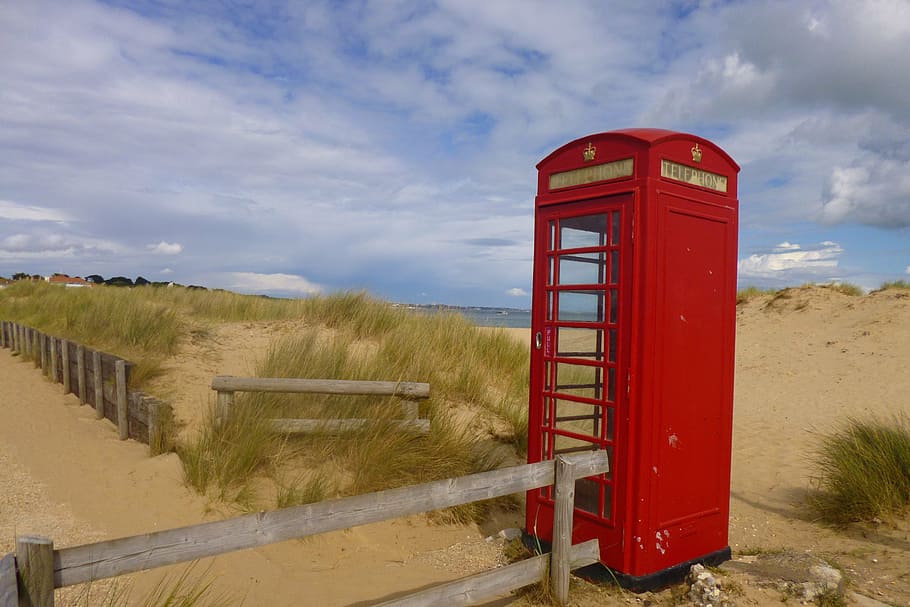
top-left (212, 375), bottom-right (432, 434)
top-left (0, 320), bottom-right (168, 450)
top-left (2, 451), bottom-right (610, 607)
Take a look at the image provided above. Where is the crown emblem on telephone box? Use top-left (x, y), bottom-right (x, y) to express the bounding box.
top-left (583, 142), bottom-right (597, 162)
top-left (691, 143), bottom-right (703, 163)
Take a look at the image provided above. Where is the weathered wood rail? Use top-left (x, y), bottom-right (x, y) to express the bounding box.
top-left (3, 451), bottom-right (610, 607)
top-left (0, 320), bottom-right (169, 450)
top-left (212, 375), bottom-right (431, 434)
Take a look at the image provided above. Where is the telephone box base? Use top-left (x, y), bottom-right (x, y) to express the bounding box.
top-left (522, 531), bottom-right (731, 593)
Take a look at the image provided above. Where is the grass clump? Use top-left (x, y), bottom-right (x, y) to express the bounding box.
top-left (177, 403), bottom-right (279, 502)
top-left (736, 286), bottom-right (775, 305)
top-left (808, 415), bottom-right (910, 526)
top-left (66, 563), bottom-right (231, 607)
top-left (876, 279), bottom-right (910, 292)
top-left (821, 282), bottom-right (864, 297)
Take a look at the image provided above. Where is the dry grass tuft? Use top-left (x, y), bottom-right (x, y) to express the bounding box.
top-left (808, 415), bottom-right (910, 526)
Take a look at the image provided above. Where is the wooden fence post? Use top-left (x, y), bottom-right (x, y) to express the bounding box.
top-left (48, 339), bottom-right (57, 383)
top-left (0, 552), bottom-right (17, 607)
top-left (148, 400), bottom-right (160, 455)
top-left (11, 324), bottom-right (18, 354)
top-left (551, 455), bottom-right (576, 606)
top-left (76, 346), bottom-right (86, 404)
top-left (401, 401), bottom-right (419, 421)
top-left (92, 352), bottom-right (104, 420)
top-left (23, 328), bottom-right (30, 360)
top-left (32, 331), bottom-right (40, 369)
top-left (0, 322), bottom-right (6, 349)
top-left (15, 536), bottom-right (54, 607)
top-left (39, 334), bottom-right (46, 373)
top-left (115, 360), bottom-right (128, 440)
top-left (60, 340), bottom-right (70, 394)
top-left (216, 391), bottom-right (234, 426)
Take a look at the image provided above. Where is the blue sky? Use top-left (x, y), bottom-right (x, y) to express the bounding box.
top-left (1, 0), bottom-right (908, 307)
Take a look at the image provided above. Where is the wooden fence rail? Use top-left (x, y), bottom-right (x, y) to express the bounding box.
top-left (0, 321), bottom-right (169, 450)
top-left (212, 375), bottom-right (431, 434)
top-left (4, 451), bottom-right (610, 607)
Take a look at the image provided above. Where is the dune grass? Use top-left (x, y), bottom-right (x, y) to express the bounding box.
top-left (876, 279), bottom-right (910, 292)
top-left (0, 282), bottom-right (530, 511)
top-left (157, 292), bottom-right (530, 517)
top-left (67, 563), bottom-right (232, 607)
top-left (736, 286), bottom-right (777, 305)
top-left (808, 416), bottom-right (910, 526)
top-left (819, 282), bottom-right (864, 297)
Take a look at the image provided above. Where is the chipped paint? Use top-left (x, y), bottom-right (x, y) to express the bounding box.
top-left (655, 529), bottom-right (670, 555)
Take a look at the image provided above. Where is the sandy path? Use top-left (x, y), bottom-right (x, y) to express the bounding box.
top-left (0, 349), bottom-right (510, 606)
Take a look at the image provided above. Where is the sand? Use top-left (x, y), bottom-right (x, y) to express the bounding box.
top-left (2, 285), bottom-right (909, 606)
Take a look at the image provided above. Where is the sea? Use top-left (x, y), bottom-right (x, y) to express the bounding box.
top-left (400, 305), bottom-right (531, 328)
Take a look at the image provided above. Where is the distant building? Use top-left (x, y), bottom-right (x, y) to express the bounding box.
top-left (46, 274), bottom-right (94, 288)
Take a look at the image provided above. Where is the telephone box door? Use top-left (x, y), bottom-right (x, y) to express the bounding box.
top-left (526, 193), bottom-right (632, 566)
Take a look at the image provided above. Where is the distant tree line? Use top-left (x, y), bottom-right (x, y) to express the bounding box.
top-left (2, 272), bottom-right (207, 290)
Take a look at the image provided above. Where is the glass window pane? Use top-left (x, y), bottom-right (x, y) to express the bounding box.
top-left (603, 485), bottom-right (613, 519)
top-left (558, 290), bottom-right (605, 322)
top-left (611, 211), bottom-right (621, 245)
top-left (555, 362), bottom-right (603, 398)
top-left (554, 433), bottom-right (598, 454)
top-left (608, 329), bottom-right (617, 362)
top-left (610, 251), bottom-right (620, 285)
top-left (605, 407), bottom-right (615, 440)
top-left (554, 399), bottom-right (599, 437)
top-left (557, 327), bottom-right (604, 360)
top-left (607, 367), bottom-right (616, 402)
top-left (575, 478), bottom-right (601, 515)
top-left (549, 220), bottom-right (556, 251)
top-left (547, 291), bottom-right (554, 321)
top-left (609, 289), bottom-right (619, 324)
top-left (558, 252), bottom-right (606, 285)
top-left (560, 214), bottom-right (607, 249)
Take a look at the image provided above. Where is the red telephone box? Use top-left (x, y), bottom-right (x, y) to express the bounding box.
top-left (525, 129), bottom-right (739, 590)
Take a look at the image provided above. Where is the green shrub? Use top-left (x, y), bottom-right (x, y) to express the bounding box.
top-left (808, 416), bottom-right (910, 525)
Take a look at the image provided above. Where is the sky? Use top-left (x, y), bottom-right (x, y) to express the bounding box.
top-left (1, 0), bottom-right (909, 307)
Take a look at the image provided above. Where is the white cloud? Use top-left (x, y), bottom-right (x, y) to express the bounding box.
top-left (147, 241), bottom-right (183, 255)
top-left (906, 266), bottom-right (910, 275)
top-left (0, 232), bottom-right (119, 258)
top-left (774, 242), bottom-right (800, 251)
top-left (820, 158), bottom-right (910, 227)
top-left (506, 287), bottom-right (528, 297)
top-left (0, 200), bottom-right (70, 222)
top-left (227, 272), bottom-right (322, 295)
top-left (738, 242), bottom-right (844, 281)
top-left (160, 268), bottom-right (173, 275)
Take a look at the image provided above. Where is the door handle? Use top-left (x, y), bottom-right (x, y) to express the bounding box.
top-left (535, 331), bottom-right (543, 350)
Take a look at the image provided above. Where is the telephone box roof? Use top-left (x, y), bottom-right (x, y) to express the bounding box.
top-left (538, 128), bottom-right (740, 171)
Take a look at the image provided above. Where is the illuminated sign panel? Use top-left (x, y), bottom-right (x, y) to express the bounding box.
top-left (549, 158), bottom-right (634, 190)
top-left (660, 159), bottom-right (727, 193)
